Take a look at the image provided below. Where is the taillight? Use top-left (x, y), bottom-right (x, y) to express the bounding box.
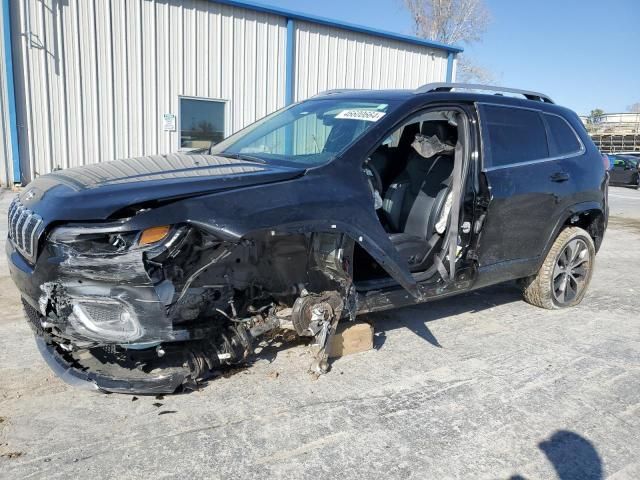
top-left (601, 153), bottom-right (610, 170)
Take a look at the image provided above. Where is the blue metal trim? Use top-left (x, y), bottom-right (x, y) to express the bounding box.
top-left (446, 52), bottom-right (455, 82)
top-left (210, 0), bottom-right (463, 54)
top-left (2, 0), bottom-right (21, 184)
top-left (285, 18), bottom-right (295, 106)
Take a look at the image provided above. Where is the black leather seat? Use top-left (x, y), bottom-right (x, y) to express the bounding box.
top-left (381, 121), bottom-right (456, 272)
top-left (368, 123), bottom-right (420, 191)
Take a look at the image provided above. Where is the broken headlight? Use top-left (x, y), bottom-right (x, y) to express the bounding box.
top-left (48, 224), bottom-right (175, 255)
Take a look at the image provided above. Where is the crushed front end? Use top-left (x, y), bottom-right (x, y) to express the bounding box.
top-left (7, 192), bottom-right (355, 394)
top-left (7, 198), bottom-right (313, 393)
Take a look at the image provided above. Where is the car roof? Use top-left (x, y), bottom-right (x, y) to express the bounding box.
top-left (311, 88), bottom-right (572, 116)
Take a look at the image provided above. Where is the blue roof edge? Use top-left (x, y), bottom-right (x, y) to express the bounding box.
top-left (210, 0), bottom-right (464, 54)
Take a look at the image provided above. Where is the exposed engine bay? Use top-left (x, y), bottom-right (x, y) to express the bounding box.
top-left (28, 225), bottom-right (355, 393)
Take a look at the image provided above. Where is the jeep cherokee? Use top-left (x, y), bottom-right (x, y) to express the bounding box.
top-left (6, 83), bottom-right (608, 394)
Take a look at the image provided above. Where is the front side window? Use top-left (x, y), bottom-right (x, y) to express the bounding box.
top-left (212, 99), bottom-right (397, 167)
top-left (481, 105), bottom-right (548, 168)
top-left (544, 114), bottom-right (582, 156)
top-left (180, 98), bottom-right (226, 149)
top-left (612, 156), bottom-right (627, 167)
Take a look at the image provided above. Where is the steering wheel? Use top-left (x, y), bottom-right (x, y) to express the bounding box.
top-left (364, 159), bottom-right (383, 195)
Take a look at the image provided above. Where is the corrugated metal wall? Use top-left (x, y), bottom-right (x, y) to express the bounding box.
top-left (293, 20), bottom-right (449, 101)
top-left (0, 0), bottom-right (14, 186)
top-left (9, 0), bottom-right (287, 181)
top-left (1, 0), bottom-right (454, 184)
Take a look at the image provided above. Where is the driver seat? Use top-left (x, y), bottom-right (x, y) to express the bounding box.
top-left (381, 121), bottom-right (455, 272)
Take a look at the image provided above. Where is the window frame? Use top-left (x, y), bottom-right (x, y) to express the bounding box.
top-left (358, 103), bottom-right (469, 169)
top-left (477, 102), bottom-right (585, 172)
top-left (177, 95), bottom-right (229, 150)
top-left (542, 112), bottom-right (585, 159)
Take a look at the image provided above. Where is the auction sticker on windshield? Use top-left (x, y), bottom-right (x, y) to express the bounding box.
top-left (336, 110), bottom-right (386, 122)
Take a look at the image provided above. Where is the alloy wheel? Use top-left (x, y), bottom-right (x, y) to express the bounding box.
top-left (552, 238), bottom-right (591, 305)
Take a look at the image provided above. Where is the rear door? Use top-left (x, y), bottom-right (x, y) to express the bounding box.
top-left (476, 104), bottom-right (577, 267)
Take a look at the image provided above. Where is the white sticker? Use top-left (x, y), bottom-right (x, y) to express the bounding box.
top-left (162, 113), bottom-right (176, 131)
top-left (335, 109), bottom-right (386, 122)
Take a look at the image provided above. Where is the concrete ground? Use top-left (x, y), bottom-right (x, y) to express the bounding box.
top-left (0, 187), bottom-right (639, 480)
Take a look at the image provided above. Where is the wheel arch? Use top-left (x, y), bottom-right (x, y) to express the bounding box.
top-left (538, 201), bottom-right (606, 270)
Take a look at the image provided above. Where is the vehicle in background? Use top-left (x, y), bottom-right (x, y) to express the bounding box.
top-left (603, 153), bottom-right (613, 171)
top-left (609, 154), bottom-right (640, 189)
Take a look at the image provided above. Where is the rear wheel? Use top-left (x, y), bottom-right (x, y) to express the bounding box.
top-left (522, 227), bottom-right (595, 309)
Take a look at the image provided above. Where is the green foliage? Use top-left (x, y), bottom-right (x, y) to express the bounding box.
top-left (587, 109), bottom-right (605, 124)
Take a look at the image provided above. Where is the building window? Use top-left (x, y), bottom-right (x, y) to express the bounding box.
top-left (179, 97), bottom-right (226, 150)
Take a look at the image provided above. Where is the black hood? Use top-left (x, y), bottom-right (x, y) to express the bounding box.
top-left (19, 153), bottom-right (304, 223)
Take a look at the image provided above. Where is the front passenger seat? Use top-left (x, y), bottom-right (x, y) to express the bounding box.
top-left (382, 121), bottom-right (455, 272)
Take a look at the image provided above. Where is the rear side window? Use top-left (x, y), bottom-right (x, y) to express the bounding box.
top-left (482, 105), bottom-right (548, 168)
top-left (544, 114), bottom-right (582, 156)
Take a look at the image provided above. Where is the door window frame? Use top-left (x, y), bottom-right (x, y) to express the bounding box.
top-left (477, 102), bottom-right (586, 172)
top-left (177, 95), bottom-right (229, 150)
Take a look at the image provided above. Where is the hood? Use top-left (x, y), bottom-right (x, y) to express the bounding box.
top-left (20, 153), bottom-right (304, 223)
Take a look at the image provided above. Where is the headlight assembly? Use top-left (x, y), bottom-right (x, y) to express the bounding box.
top-left (48, 223), bottom-right (176, 255)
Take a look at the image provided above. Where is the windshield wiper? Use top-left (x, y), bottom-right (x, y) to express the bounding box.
top-left (215, 152), bottom-right (266, 164)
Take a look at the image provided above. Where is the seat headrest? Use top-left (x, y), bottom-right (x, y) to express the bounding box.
top-left (398, 123), bottom-right (420, 150)
top-left (421, 121), bottom-right (456, 145)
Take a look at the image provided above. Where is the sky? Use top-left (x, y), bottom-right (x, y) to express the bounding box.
top-left (264, 0), bottom-right (640, 115)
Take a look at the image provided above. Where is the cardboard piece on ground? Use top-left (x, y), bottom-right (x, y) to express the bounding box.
top-left (329, 321), bottom-right (374, 358)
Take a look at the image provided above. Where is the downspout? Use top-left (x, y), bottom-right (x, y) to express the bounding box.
top-left (446, 52), bottom-right (455, 83)
top-left (284, 18), bottom-right (295, 155)
top-left (2, 0), bottom-right (22, 185)
top-left (285, 18), bottom-right (295, 105)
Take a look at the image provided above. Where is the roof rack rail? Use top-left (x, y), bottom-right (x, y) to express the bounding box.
top-left (313, 89), bottom-right (363, 97)
top-left (414, 83), bottom-right (554, 104)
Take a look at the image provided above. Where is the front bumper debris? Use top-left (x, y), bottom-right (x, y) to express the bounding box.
top-left (22, 299), bottom-right (281, 394)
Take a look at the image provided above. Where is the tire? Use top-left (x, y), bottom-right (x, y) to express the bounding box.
top-left (521, 227), bottom-right (596, 310)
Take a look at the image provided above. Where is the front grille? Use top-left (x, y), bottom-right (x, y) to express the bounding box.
top-left (7, 197), bottom-right (43, 261)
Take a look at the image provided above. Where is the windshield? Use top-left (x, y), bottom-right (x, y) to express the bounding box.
top-left (211, 99), bottom-right (397, 167)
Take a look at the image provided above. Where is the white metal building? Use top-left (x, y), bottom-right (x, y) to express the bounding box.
top-left (0, 0), bottom-right (462, 186)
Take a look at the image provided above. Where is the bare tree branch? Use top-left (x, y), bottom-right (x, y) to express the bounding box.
top-left (455, 55), bottom-right (495, 84)
top-left (402, 0), bottom-right (492, 83)
top-left (403, 0), bottom-right (490, 45)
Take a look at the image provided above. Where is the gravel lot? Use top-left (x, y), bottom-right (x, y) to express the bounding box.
top-left (0, 186), bottom-right (638, 480)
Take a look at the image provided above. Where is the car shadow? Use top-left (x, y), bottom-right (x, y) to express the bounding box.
top-left (366, 281), bottom-right (525, 349)
top-left (510, 430), bottom-right (603, 480)
top-left (196, 281), bottom-right (524, 389)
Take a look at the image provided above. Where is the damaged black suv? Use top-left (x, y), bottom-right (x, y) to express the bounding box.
top-left (7, 83), bottom-right (608, 394)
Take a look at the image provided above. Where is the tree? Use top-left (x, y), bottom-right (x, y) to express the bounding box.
top-left (587, 109), bottom-right (604, 124)
top-left (402, 0), bottom-right (492, 83)
top-left (627, 102), bottom-right (640, 113)
top-left (404, 0), bottom-right (490, 45)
